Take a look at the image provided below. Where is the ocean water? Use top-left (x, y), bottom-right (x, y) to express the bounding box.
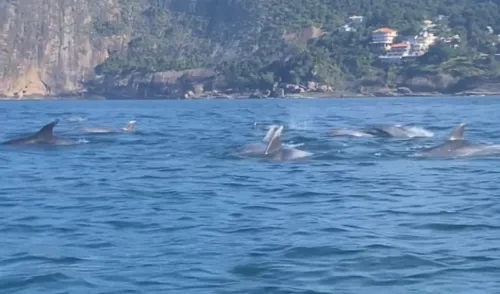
top-left (0, 96), bottom-right (499, 294)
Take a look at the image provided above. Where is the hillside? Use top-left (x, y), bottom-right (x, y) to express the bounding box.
top-left (2, 0), bottom-right (500, 98)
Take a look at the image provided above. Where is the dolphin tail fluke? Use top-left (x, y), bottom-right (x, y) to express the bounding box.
top-left (36, 119), bottom-right (60, 138)
top-left (265, 125), bottom-right (284, 155)
top-left (448, 123), bottom-right (466, 140)
top-left (123, 120), bottom-right (137, 132)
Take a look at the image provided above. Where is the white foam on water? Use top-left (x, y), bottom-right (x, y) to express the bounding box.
top-left (403, 126), bottom-right (435, 138)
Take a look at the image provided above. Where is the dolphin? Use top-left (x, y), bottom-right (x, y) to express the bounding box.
top-left (240, 125), bottom-right (312, 161)
top-left (81, 120), bottom-right (136, 134)
top-left (329, 124), bottom-right (434, 139)
top-left (1, 119), bottom-right (75, 146)
top-left (240, 124), bottom-right (281, 155)
top-left (418, 123), bottom-right (500, 158)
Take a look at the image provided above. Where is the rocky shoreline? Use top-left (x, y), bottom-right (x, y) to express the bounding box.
top-left (2, 71), bottom-right (500, 100)
top-left (1, 87), bottom-right (499, 101)
top-left (3, 63), bottom-right (500, 101)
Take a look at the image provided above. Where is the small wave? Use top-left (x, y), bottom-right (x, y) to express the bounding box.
top-left (414, 223), bottom-right (500, 231)
top-left (404, 126), bottom-right (435, 138)
top-left (77, 138), bottom-right (89, 144)
top-left (288, 120), bottom-right (313, 130)
top-left (104, 220), bottom-right (149, 230)
top-left (403, 265), bottom-right (500, 280)
top-left (245, 285), bottom-right (333, 294)
top-left (225, 227), bottom-right (276, 234)
top-left (320, 227), bottom-right (350, 233)
top-left (64, 115), bottom-right (87, 122)
top-left (284, 142), bottom-right (304, 148)
top-left (365, 243), bottom-right (397, 250)
top-left (1, 254), bottom-right (83, 266)
top-left (241, 205), bottom-right (280, 212)
top-left (1, 272), bottom-right (71, 292)
top-left (283, 246), bottom-right (363, 258)
top-left (230, 262), bottom-right (271, 277)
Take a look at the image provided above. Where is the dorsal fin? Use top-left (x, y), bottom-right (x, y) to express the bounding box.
top-left (265, 125), bottom-right (283, 155)
top-left (448, 123), bottom-right (466, 141)
top-left (36, 119), bottom-right (60, 138)
top-left (263, 125), bottom-right (279, 142)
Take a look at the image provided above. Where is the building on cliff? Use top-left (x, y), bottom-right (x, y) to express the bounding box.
top-left (378, 42), bottom-right (411, 64)
top-left (377, 22), bottom-right (440, 64)
top-left (371, 27), bottom-right (398, 51)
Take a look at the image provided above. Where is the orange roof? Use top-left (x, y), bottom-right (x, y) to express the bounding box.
top-left (390, 43), bottom-right (410, 48)
top-left (373, 27), bottom-right (397, 33)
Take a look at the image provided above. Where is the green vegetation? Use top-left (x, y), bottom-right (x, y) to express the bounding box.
top-left (93, 0), bottom-right (500, 93)
top-left (93, 20), bottom-right (126, 37)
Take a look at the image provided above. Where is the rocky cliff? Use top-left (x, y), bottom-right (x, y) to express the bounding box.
top-left (0, 0), bottom-right (128, 98)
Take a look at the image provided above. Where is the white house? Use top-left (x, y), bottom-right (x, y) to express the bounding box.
top-left (371, 27), bottom-right (398, 51)
top-left (348, 15), bottom-right (364, 23)
top-left (372, 28), bottom-right (398, 43)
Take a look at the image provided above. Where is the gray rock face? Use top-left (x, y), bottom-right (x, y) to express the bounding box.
top-left (0, 0), bottom-right (128, 98)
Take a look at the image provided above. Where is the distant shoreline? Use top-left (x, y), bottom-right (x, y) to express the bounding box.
top-left (0, 91), bottom-right (498, 101)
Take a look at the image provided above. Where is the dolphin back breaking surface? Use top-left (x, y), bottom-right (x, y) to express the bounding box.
top-left (81, 120), bottom-right (137, 134)
top-left (418, 123), bottom-right (500, 158)
top-left (329, 124), bottom-right (434, 139)
top-left (2, 119), bottom-right (76, 146)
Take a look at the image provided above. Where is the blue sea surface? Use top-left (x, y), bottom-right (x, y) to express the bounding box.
top-left (0, 96), bottom-right (499, 294)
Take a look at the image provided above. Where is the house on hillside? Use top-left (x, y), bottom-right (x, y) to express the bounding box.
top-left (387, 43), bottom-right (411, 56)
top-left (422, 20), bottom-right (436, 30)
top-left (378, 42), bottom-right (411, 64)
top-left (348, 15), bottom-right (364, 23)
top-left (379, 30), bottom-right (439, 63)
top-left (371, 27), bottom-right (398, 51)
top-left (339, 15), bottom-right (364, 32)
top-left (339, 24), bottom-right (355, 32)
top-left (411, 31), bottom-right (438, 51)
top-left (440, 34), bottom-right (461, 47)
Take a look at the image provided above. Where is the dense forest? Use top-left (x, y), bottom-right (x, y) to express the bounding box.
top-left (90, 0), bottom-right (500, 96)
